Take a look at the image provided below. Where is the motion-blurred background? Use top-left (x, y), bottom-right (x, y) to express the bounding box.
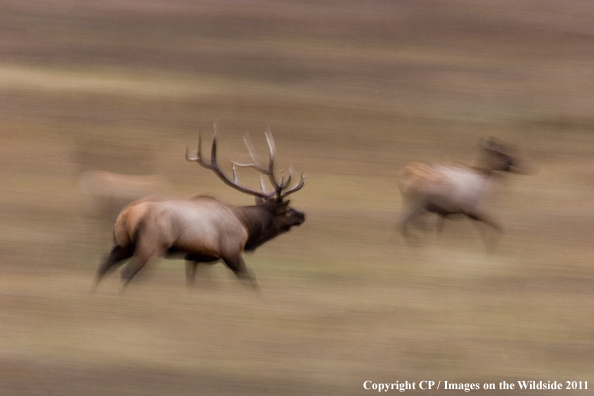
top-left (2, 1), bottom-right (593, 395)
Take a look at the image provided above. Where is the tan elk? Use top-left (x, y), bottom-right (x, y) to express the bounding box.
top-left (397, 138), bottom-right (522, 247)
top-left (80, 170), bottom-right (170, 223)
top-left (93, 124), bottom-right (305, 291)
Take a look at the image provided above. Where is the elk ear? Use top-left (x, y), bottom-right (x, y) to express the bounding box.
top-left (275, 200), bottom-right (290, 213)
top-left (479, 137), bottom-right (498, 150)
top-left (255, 196), bottom-right (266, 205)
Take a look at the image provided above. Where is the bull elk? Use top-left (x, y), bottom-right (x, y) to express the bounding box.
top-left (397, 137), bottom-right (522, 248)
top-left (93, 124), bottom-right (305, 291)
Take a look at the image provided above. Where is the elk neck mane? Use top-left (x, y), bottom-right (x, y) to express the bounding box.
top-left (232, 201), bottom-right (285, 252)
top-left (188, 195), bottom-right (288, 251)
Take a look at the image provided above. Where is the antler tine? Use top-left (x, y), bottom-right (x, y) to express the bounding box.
top-left (210, 121), bottom-right (218, 163)
top-left (187, 123), bottom-right (274, 200)
top-left (185, 144), bottom-right (196, 162)
top-left (240, 127), bottom-right (305, 200)
top-left (239, 127), bottom-right (277, 175)
top-left (188, 124), bottom-right (304, 202)
top-left (185, 128), bottom-right (201, 162)
top-left (232, 163), bottom-right (239, 184)
top-left (260, 175), bottom-right (268, 194)
top-left (264, 126), bottom-right (277, 170)
top-left (263, 127), bottom-right (289, 197)
top-left (241, 131), bottom-right (269, 173)
top-left (279, 169), bottom-right (285, 188)
top-left (280, 171), bottom-right (305, 199)
top-left (277, 166), bottom-right (294, 189)
top-left (236, 128), bottom-right (284, 198)
top-left (186, 126), bottom-right (216, 169)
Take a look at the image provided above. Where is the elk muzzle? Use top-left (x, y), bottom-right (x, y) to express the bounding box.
top-left (285, 208), bottom-right (306, 230)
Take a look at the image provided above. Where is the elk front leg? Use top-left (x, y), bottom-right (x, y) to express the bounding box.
top-left (466, 211), bottom-right (503, 251)
top-left (184, 253), bottom-right (219, 289)
top-left (185, 260), bottom-right (198, 288)
top-left (223, 255), bottom-right (258, 290)
top-left (436, 214), bottom-right (446, 233)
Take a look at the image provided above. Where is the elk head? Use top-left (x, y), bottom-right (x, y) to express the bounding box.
top-left (478, 137), bottom-right (523, 174)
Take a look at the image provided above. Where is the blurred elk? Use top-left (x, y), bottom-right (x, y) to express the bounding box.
top-left (80, 170), bottom-right (169, 223)
top-left (93, 124), bottom-right (305, 291)
top-left (397, 138), bottom-right (523, 248)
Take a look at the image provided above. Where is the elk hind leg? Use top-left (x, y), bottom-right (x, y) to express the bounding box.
top-left (120, 238), bottom-right (162, 290)
top-left (399, 203), bottom-right (428, 245)
top-left (93, 243), bottom-right (134, 291)
top-left (120, 254), bottom-right (151, 291)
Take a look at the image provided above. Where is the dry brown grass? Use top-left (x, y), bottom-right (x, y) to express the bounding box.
top-left (2, 1), bottom-right (594, 394)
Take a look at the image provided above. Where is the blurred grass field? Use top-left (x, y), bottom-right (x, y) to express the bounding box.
top-left (2, 1), bottom-right (594, 395)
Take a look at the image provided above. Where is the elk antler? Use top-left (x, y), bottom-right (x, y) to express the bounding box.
top-left (231, 126), bottom-right (305, 201)
top-left (186, 122), bottom-right (304, 201)
top-left (186, 122), bottom-right (275, 200)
